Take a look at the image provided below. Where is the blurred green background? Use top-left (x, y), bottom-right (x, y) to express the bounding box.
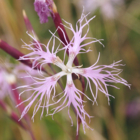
top-left (0, 0), bottom-right (140, 140)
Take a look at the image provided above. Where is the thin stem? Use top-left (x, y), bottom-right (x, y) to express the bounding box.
top-left (75, 117), bottom-right (81, 140)
top-left (10, 83), bottom-right (36, 140)
top-left (0, 99), bottom-right (26, 129)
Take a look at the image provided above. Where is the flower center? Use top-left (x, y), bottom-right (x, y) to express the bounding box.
top-left (65, 66), bottom-right (72, 74)
top-left (3, 71), bottom-right (16, 84)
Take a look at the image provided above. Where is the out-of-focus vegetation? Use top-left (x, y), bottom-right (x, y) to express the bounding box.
top-left (0, 0), bottom-right (140, 140)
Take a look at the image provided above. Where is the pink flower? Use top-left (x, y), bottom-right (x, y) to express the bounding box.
top-left (0, 61), bottom-right (39, 100)
top-left (34, 0), bottom-right (53, 23)
top-left (0, 67), bottom-right (14, 99)
top-left (19, 13), bottom-right (130, 134)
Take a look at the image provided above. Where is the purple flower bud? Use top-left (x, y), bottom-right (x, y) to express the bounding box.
top-left (34, 0), bottom-right (53, 24)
